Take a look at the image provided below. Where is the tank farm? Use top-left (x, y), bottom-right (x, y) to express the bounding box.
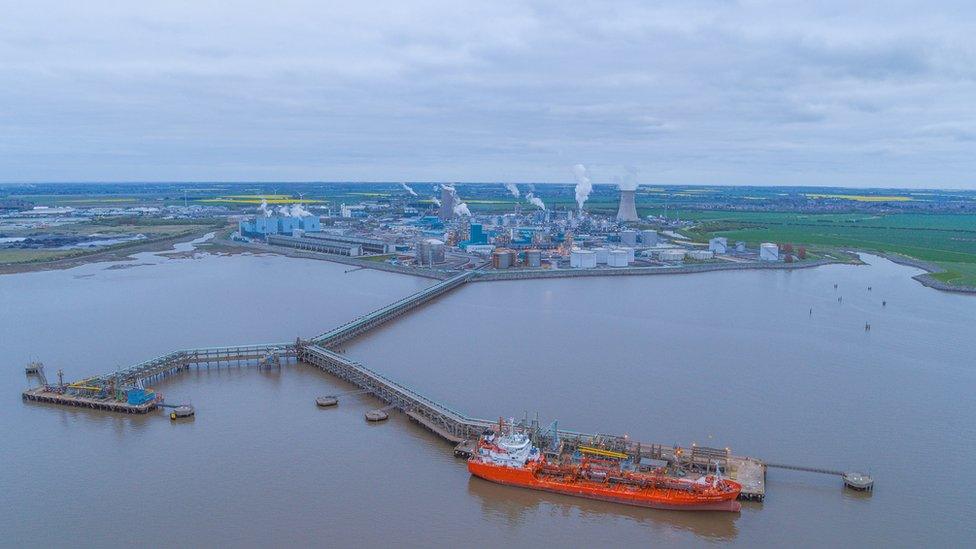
top-left (22, 270), bottom-right (874, 504)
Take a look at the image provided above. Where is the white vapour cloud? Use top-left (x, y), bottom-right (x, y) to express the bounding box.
top-left (453, 202), bottom-right (471, 217)
top-left (504, 183), bottom-right (520, 198)
top-left (400, 182), bottom-right (417, 196)
top-left (259, 198), bottom-right (272, 217)
top-left (616, 166), bottom-right (640, 191)
top-left (289, 202), bottom-right (312, 217)
top-left (526, 192), bottom-right (545, 210)
top-left (572, 164), bottom-right (592, 211)
top-left (431, 196), bottom-right (441, 206)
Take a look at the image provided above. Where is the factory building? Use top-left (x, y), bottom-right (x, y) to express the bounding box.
top-left (687, 250), bottom-right (714, 260)
top-left (267, 235), bottom-right (361, 256)
top-left (641, 230), bottom-right (659, 246)
top-left (608, 249), bottom-right (629, 267)
top-left (735, 241), bottom-right (746, 253)
top-left (416, 238), bottom-right (446, 265)
top-left (659, 249), bottom-right (685, 262)
top-left (760, 243), bottom-right (779, 261)
top-left (459, 223), bottom-right (488, 250)
top-left (570, 249), bottom-right (597, 269)
top-left (620, 230), bottom-right (639, 247)
top-left (239, 215), bottom-right (320, 237)
top-left (708, 237), bottom-right (728, 254)
top-left (465, 244), bottom-right (495, 255)
top-left (306, 232), bottom-right (393, 254)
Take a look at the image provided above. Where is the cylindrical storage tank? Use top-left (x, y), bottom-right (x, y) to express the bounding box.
top-left (641, 230), bottom-right (658, 246)
top-left (580, 250), bottom-right (597, 268)
top-left (659, 249), bottom-right (685, 262)
top-left (492, 249), bottom-right (512, 269)
top-left (620, 230), bottom-right (638, 247)
top-left (525, 249), bottom-right (542, 268)
top-left (616, 246), bottom-right (635, 263)
top-left (507, 249), bottom-right (518, 267)
top-left (759, 242), bottom-right (779, 261)
top-left (569, 248), bottom-right (582, 268)
top-left (594, 247), bottom-right (610, 264)
top-left (571, 249), bottom-right (596, 269)
top-left (608, 249), bottom-right (629, 267)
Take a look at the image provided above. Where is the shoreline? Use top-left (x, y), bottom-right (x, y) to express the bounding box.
top-left (872, 252), bottom-right (976, 294)
top-left (10, 229), bottom-right (973, 295)
top-left (0, 226), bottom-right (220, 275)
top-left (216, 237), bottom-right (855, 282)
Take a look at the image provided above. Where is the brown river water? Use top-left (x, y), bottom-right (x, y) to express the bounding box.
top-left (1, 244), bottom-right (973, 547)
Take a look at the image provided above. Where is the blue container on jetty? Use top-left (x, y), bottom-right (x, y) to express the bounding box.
top-left (126, 388), bottom-right (155, 405)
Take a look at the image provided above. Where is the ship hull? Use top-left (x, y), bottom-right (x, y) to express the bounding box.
top-left (469, 460), bottom-right (741, 512)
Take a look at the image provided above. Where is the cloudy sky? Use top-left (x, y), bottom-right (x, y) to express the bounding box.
top-left (2, 1), bottom-right (975, 188)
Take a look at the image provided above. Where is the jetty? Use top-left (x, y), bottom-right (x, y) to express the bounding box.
top-left (22, 267), bottom-right (870, 502)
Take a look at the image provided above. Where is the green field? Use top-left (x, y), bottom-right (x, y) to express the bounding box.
top-left (653, 210), bottom-right (976, 288)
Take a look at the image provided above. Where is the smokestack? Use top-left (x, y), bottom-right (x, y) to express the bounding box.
top-left (617, 190), bottom-right (638, 222)
top-left (439, 187), bottom-right (455, 220)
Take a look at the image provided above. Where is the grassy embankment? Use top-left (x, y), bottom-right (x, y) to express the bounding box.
top-left (647, 210), bottom-right (976, 288)
top-left (0, 217), bottom-right (226, 265)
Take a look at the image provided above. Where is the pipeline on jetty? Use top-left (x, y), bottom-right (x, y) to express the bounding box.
top-left (21, 267), bottom-right (870, 501)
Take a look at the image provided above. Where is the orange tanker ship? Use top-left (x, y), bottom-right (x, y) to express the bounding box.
top-left (467, 423), bottom-right (741, 512)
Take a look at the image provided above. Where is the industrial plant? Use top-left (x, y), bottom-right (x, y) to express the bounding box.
top-left (224, 181), bottom-right (809, 280)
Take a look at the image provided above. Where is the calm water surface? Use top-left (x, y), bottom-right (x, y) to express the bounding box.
top-left (1, 246), bottom-right (973, 547)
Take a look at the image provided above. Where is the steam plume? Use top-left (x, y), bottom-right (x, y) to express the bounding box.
top-left (526, 192), bottom-right (546, 210)
top-left (453, 202), bottom-right (471, 217)
top-left (572, 164), bottom-right (592, 211)
top-left (504, 183), bottom-right (520, 198)
top-left (259, 198), bottom-right (272, 217)
top-left (400, 183), bottom-right (417, 196)
top-left (616, 166), bottom-right (640, 191)
top-left (289, 202), bottom-right (312, 217)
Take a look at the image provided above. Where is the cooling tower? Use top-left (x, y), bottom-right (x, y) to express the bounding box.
top-left (616, 189), bottom-right (638, 222)
top-left (438, 188), bottom-right (455, 220)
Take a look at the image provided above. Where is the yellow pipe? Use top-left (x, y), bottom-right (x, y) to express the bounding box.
top-left (579, 446), bottom-right (629, 459)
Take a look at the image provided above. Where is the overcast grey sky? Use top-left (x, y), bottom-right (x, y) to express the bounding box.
top-left (1, 1), bottom-right (975, 188)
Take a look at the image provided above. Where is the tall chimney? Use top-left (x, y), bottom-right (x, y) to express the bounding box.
top-left (617, 189), bottom-right (638, 222)
top-left (439, 188), bottom-right (455, 220)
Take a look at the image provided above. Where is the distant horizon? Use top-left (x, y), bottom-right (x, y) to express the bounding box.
top-left (2, 181), bottom-right (975, 193)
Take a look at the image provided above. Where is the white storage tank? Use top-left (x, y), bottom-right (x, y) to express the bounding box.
top-left (641, 230), bottom-right (658, 246)
top-left (620, 247), bottom-right (635, 263)
top-left (593, 247), bottom-right (610, 264)
top-left (620, 230), bottom-right (638, 247)
top-left (608, 249), bottom-right (629, 267)
top-left (708, 237), bottom-right (728, 254)
top-left (659, 249), bottom-right (685, 262)
top-left (760, 243), bottom-right (779, 261)
top-left (570, 249), bottom-right (596, 269)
